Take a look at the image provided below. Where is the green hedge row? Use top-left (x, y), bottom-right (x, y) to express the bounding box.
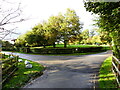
top-left (30, 47), bottom-right (108, 54)
top-left (2, 46), bottom-right (109, 54)
top-left (2, 47), bottom-right (30, 53)
top-left (30, 48), bottom-right (74, 54)
top-left (2, 46), bottom-right (15, 51)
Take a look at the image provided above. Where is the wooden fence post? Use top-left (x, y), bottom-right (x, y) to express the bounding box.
top-left (2, 53), bottom-right (19, 85)
top-left (112, 55), bottom-right (120, 86)
top-left (16, 55), bottom-right (19, 66)
top-left (118, 63), bottom-right (120, 82)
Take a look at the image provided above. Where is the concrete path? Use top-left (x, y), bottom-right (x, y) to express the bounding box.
top-left (2, 51), bottom-right (112, 88)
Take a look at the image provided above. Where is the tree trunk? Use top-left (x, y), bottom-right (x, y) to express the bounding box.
top-left (109, 43), bottom-right (112, 50)
top-left (64, 40), bottom-right (67, 48)
top-left (43, 45), bottom-right (46, 48)
top-left (53, 42), bottom-right (56, 48)
top-left (79, 40), bottom-right (81, 45)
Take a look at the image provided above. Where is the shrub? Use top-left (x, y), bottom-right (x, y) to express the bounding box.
top-left (30, 48), bottom-right (74, 54)
top-left (2, 46), bottom-right (109, 54)
top-left (30, 47), bottom-right (106, 54)
top-left (2, 46), bottom-right (15, 51)
top-left (18, 47), bottom-right (30, 53)
top-left (73, 47), bottom-right (103, 53)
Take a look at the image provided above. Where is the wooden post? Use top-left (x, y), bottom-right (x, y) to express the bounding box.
top-left (112, 55), bottom-right (120, 86)
top-left (16, 55), bottom-right (19, 66)
top-left (8, 54), bottom-right (10, 58)
top-left (118, 64), bottom-right (120, 82)
top-left (112, 56), bottom-right (115, 73)
top-left (2, 53), bottom-right (5, 59)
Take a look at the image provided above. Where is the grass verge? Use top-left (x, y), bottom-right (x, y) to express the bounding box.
top-left (3, 58), bottom-right (45, 88)
top-left (99, 56), bottom-right (117, 88)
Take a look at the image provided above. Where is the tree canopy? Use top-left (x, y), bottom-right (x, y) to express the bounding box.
top-left (15, 8), bottom-right (83, 48)
top-left (84, 1), bottom-right (120, 58)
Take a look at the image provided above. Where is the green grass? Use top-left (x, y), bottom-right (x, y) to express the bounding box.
top-left (99, 56), bottom-right (117, 88)
top-left (3, 58), bottom-right (45, 88)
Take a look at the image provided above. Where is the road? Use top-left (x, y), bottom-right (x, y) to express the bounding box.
top-left (2, 51), bottom-right (112, 88)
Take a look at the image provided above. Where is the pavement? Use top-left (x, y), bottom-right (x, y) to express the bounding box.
top-left (2, 50), bottom-right (112, 88)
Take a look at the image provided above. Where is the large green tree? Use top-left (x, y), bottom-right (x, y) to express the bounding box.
top-left (16, 8), bottom-right (83, 48)
top-left (15, 34), bottom-right (26, 47)
top-left (84, 2), bottom-right (120, 58)
top-left (46, 15), bottom-right (63, 48)
top-left (60, 8), bottom-right (82, 47)
top-left (26, 23), bottom-right (49, 47)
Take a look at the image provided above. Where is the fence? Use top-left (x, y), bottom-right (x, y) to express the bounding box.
top-left (0, 53), bottom-right (19, 85)
top-left (112, 55), bottom-right (120, 86)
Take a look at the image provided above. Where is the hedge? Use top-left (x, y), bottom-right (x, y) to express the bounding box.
top-left (2, 46), bottom-right (109, 54)
top-left (30, 48), bottom-right (74, 54)
top-left (2, 46), bottom-right (15, 51)
top-left (2, 47), bottom-right (30, 53)
top-left (30, 47), bottom-right (107, 54)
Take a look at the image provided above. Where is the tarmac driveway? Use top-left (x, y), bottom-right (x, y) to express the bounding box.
top-left (2, 51), bottom-right (112, 88)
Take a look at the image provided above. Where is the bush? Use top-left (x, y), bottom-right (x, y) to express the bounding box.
top-left (30, 48), bottom-right (74, 54)
top-left (2, 46), bottom-right (15, 51)
top-left (2, 46), bottom-right (109, 54)
top-left (6, 47), bottom-right (31, 53)
top-left (18, 47), bottom-right (30, 53)
top-left (74, 47), bottom-right (103, 53)
top-left (30, 47), bottom-right (106, 54)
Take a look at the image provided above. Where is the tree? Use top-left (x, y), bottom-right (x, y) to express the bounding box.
top-left (16, 8), bottom-right (83, 48)
top-left (2, 40), bottom-right (13, 47)
top-left (90, 29), bottom-right (96, 38)
top-left (69, 34), bottom-right (83, 45)
top-left (1, 40), bottom-right (15, 51)
top-left (84, 2), bottom-right (120, 58)
top-left (26, 23), bottom-right (49, 47)
top-left (97, 28), bottom-right (112, 48)
top-left (24, 31), bottom-right (39, 46)
top-left (60, 8), bottom-right (82, 47)
top-left (90, 35), bottom-right (102, 45)
top-left (81, 29), bottom-right (89, 44)
top-left (15, 34), bottom-right (26, 47)
top-left (46, 15), bottom-right (63, 48)
top-left (0, 0), bottom-right (26, 40)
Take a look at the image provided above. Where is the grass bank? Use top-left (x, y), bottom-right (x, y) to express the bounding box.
top-left (3, 58), bottom-right (45, 88)
top-left (99, 56), bottom-right (117, 88)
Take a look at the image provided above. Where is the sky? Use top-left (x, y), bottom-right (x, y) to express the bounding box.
top-left (3, 0), bottom-right (98, 40)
